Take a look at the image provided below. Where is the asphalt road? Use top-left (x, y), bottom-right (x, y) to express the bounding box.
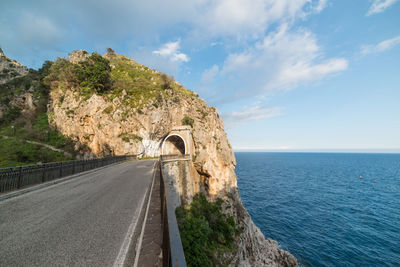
top-left (0, 160), bottom-right (156, 266)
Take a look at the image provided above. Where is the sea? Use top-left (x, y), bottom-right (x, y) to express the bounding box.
top-left (235, 152), bottom-right (400, 267)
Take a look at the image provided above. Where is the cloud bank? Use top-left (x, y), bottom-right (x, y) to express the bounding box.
top-left (204, 25), bottom-right (348, 103)
top-left (222, 103), bottom-right (283, 128)
top-left (361, 35), bottom-right (400, 55)
top-left (366, 0), bottom-right (398, 16)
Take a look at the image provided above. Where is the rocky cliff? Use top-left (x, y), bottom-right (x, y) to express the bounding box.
top-left (1, 49), bottom-right (297, 266)
top-left (0, 48), bottom-right (28, 84)
top-left (46, 50), bottom-right (297, 266)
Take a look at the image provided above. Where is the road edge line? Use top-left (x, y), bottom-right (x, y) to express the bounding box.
top-left (113, 161), bottom-right (157, 267)
top-left (133, 161), bottom-right (157, 267)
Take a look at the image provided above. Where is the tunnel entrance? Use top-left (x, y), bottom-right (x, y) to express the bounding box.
top-left (162, 134), bottom-right (186, 155)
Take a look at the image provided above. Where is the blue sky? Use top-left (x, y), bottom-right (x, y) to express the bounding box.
top-left (1, 0), bottom-right (399, 152)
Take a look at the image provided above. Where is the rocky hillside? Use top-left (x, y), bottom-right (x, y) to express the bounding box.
top-left (0, 49), bottom-right (297, 266)
top-left (0, 50), bottom-right (78, 167)
top-left (45, 49), bottom-right (297, 266)
top-left (0, 48), bottom-right (28, 84)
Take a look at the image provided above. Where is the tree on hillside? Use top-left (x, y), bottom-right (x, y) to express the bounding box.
top-left (74, 52), bottom-right (112, 94)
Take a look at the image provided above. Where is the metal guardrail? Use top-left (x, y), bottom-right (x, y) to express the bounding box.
top-left (160, 160), bottom-right (187, 267)
top-left (0, 155), bottom-right (137, 194)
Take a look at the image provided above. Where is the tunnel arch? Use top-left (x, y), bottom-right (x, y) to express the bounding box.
top-left (161, 134), bottom-right (187, 155)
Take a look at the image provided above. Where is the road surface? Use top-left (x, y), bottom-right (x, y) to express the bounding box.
top-left (0, 160), bottom-right (156, 266)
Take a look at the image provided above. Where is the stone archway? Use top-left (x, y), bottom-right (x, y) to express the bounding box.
top-left (161, 134), bottom-right (186, 155)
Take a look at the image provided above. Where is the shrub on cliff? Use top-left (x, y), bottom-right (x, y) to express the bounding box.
top-left (181, 115), bottom-right (194, 128)
top-left (160, 73), bottom-right (173, 89)
top-left (74, 52), bottom-right (112, 94)
top-left (44, 58), bottom-right (77, 89)
top-left (176, 193), bottom-right (238, 266)
top-left (45, 52), bottom-right (112, 96)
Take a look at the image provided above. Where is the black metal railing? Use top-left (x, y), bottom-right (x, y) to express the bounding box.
top-left (160, 160), bottom-right (187, 267)
top-left (0, 155), bottom-right (137, 194)
top-left (160, 154), bottom-right (191, 161)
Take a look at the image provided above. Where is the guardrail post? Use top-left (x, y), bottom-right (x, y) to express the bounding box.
top-left (59, 162), bottom-right (63, 177)
top-left (17, 166), bottom-right (23, 189)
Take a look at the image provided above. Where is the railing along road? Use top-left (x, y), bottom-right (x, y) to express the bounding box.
top-left (0, 155), bottom-right (136, 194)
top-left (159, 159), bottom-right (187, 267)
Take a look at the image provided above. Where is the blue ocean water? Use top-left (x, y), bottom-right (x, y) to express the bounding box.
top-left (235, 152), bottom-right (400, 267)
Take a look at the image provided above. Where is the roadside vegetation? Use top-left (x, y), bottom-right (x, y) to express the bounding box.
top-left (176, 193), bottom-right (239, 266)
top-left (0, 138), bottom-right (68, 167)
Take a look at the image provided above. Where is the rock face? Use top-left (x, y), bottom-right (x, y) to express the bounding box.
top-left (0, 48), bottom-right (28, 84)
top-left (0, 49), bottom-right (37, 120)
top-left (68, 50), bottom-right (90, 64)
top-left (47, 50), bottom-right (297, 266)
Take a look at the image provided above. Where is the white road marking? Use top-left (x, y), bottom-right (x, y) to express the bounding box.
top-left (113, 161), bottom-right (157, 267)
top-left (133, 161), bottom-right (157, 267)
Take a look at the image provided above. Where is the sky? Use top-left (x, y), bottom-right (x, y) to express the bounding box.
top-left (1, 0), bottom-right (399, 152)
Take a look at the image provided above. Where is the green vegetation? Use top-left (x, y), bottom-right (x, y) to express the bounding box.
top-left (160, 73), bottom-right (173, 89)
top-left (74, 52), bottom-right (112, 94)
top-left (181, 115), bottom-right (194, 127)
top-left (44, 51), bottom-right (198, 109)
top-left (44, 53), bottom-right (112, 99)
top-left (103, 106), bottom-right (113, 114)
top-left (176, 193), bottom-right (239, 267)
top-left (0, 106), bottom-right (21, 125)
top-left (0, 67), bottom-right (48, 107)
top-left (138, 156), bottom-right (159, 160)
top-left (0, 138), bottom-right (69, 167)
top-left (0, 61), bottom-right (77, 167)
top-left (0, 113), bottom-right (76, 155)
top-left (197, 109), bottom-right (208, 119)
top-left (118, 132), bottom-right (143, 142)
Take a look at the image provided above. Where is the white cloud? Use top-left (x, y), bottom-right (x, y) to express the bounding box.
top-left (221, 25), bottom-right (348, 96)
top-left (153, 40), bottom-right (189, 62)
top-left (222, 103), bottom-right (283, 128)
top-left (1, 0), bottom-right (330, 69)
top-left (313, 0), bottom-right (328, 13)
top-left (361, 35), bottom-right (400, 54)
top-left (201, 65), bottom-right (219, 84)
top-left (194, 0), bottom-right (327, 39)
top-left (366, 0), bottom-right (398, 16)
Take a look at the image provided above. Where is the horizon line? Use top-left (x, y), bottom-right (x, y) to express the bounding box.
top-left (233, 148), bottom-right (400, 154)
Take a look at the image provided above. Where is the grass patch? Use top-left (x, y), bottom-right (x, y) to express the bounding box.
top-left (197, 109), bottom-right (208, 119)
top-left (118, 132), bottom-right (143, 142)
top-left (181, 115), bottom-right (194, 128)
top-left (0, 138), bottom-right (71, 167)
top-left (44, 51), bottom-right (199, 111)
top-left (138, 156), bottom-right (159, 160)
top-left (103, 106), bottom-right (113, 114)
